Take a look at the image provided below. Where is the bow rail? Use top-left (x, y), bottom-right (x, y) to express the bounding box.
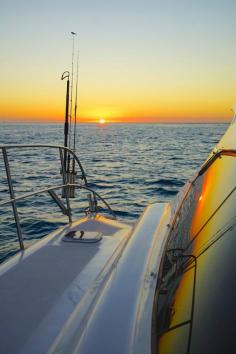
top-left (0, 144), bottom-right (116, 251)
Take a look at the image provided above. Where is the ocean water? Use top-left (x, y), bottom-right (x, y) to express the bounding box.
top-left (0, 123), bottom-right (228, 262)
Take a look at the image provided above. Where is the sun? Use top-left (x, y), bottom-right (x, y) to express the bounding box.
top-left (99, 118), bottom-right (106, 124)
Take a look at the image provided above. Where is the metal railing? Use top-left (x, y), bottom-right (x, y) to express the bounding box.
top-left (0, 144), bottom-right (116, 250)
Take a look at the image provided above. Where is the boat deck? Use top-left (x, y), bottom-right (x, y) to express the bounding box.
top-left (0, 215), bottom-right (132, 354)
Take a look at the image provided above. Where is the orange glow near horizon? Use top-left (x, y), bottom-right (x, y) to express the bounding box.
top-left (0, 88), bottom-right (234, 123)
top-left (0, 101), bottom-right (233, 124)
top-left (0, 64), bottom-right (235, 123)
top-left (0, 63), bottom-right (235, 123)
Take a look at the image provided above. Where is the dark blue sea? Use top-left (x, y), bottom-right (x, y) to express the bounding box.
top-left (0, 123), bottom-right (228, 262)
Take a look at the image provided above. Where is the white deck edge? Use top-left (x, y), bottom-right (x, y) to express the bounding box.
top-left (48, 202), bottom-right (171, 354)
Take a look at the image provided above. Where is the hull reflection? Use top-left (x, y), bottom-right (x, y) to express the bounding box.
top-left (154, 119), bottom-right (236, 354)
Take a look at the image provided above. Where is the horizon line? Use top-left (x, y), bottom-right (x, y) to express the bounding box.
top-left (0, 120), bottom-right (230, 125)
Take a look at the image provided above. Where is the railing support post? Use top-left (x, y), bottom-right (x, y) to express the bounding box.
top-left (2, 148), bottom-right (24, 250)
top-left (59, 148), bottom-right (72, 223)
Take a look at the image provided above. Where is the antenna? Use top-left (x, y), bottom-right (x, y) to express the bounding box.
top-left (231, 104), bottom-right (236, 124)
top-left (73, 39), bottom-right (79, 154)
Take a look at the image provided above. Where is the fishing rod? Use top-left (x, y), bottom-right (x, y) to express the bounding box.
top-left (72, 41), bottom-right (79, 173)
top-left (67, 31), bottom-right (76, 172)
top-left (61, 71), bottom-right (70, 170)
top-left (61, 32), bottom-right (79, 198)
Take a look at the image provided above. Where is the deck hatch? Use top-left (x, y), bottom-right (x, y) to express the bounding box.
top-left (63, 230), bottom-right (103, 243)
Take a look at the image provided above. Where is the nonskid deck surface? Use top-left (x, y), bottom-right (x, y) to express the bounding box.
top-left (0, 215), bottom-right (132, 354)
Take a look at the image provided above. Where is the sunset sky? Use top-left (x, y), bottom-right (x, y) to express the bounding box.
top-left (1, 0), bottom-right (236, 123)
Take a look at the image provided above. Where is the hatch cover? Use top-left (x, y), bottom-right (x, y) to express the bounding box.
top-left (63, 230), bottom-right (103, 243)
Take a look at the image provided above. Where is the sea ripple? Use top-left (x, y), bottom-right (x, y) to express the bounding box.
top-left (0, 123), bottom-right (228, 262)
